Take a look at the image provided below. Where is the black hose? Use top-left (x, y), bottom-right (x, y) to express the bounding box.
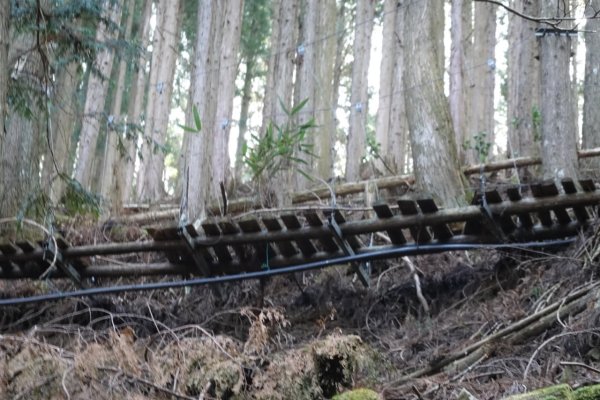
top-left (0, 239), bottom-right (576, 306)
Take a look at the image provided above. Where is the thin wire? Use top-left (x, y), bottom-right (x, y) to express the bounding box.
top-left (0, 238), bottom-right (575, 306)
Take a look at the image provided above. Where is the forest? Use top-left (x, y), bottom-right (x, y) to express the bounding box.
top-left (3, 0), bottom-right (600, 399)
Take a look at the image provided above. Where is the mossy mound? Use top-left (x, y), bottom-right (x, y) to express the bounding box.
top-left (332, 388), bottom-right (381, 400)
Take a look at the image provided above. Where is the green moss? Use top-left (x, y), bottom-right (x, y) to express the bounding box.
top-left (504, 384), bottom-right (573, 400)
top-left (574, 384), bottom-right (600, 400)
top-left (332, 388), bottom-right (380, 400)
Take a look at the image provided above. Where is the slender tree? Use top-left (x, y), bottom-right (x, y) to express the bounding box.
top-left (73, 1), bottom-right (121, 189)
top-left (120, 0), bottom-right (152, 204)
top-left (375, 0), bottom-right (408, 176)
top-left (0, 2), bottom-right (8, 139)
top-left (403, 0), bottom-right (466, 207)
top-left (345, 0), bottom-right (375, 181)
top-left (136, 0), bottom-right (183, 201)
top-left (582, 0), bottom-right (600, 176)
top-left (539, 0), bottom-right (578, 180)
top-left (100, 0), bottom-right (136, 212)
top-left (507, 0), bottom-right (541, 180)
top-left (449, 0), bottom-right (472, 164)
top-left (470, 1), bottom-right (497, 159)
top-left (260, 0), bottom-right (299, 206)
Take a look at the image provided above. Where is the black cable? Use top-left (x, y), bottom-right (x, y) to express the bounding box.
top-left (0, 239), bottom-right (576, 306)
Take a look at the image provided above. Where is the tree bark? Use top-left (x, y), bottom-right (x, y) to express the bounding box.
top-left (375, 0), bottom-right (408, 176)
top-left (186, 1), bottom-right (226, 221)
top-left (403, 0), bottom-right (467, 208)
top-left (470, 1), bottom-right (497, 158)
top-left (210, 0), bottom-right (244, 206)
top-left (449, 0), bottom-right (472, 164)
top-left (100, 0), bottom-right (136, 213)
top-left (0, 2), bottom-right (8, 140)
top-left (120, 0), bottom-right (152, 205)
top-left (42, 62), bottom-right (81, 204)
top-left (582, 0), bottom-right (600, 177)
top-left (73, 1), bottom-right (121, 189)
top-left (260, 0), bottom-right (299, 207)
top-left (507, 0), bottom-right (541, 181)
top-left (136, 0), bottom-right (182, 202)
top-left (345, 0), bottom-right (375, 181)
top-left (539, 0), bottom-right (578, 181)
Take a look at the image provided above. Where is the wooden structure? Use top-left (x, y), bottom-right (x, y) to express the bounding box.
top-left (1, 179), bottom-right (599, 287)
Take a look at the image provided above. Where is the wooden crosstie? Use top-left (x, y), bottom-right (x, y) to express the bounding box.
top-left (0, 178), bottom-right (599, 287)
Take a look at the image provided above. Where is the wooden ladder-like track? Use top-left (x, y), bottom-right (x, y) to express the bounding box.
top-left (1, 178), bottom-right (598, 287)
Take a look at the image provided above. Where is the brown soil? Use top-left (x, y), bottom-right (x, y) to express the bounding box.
top-left (2, 222), bottom-right (600, 399)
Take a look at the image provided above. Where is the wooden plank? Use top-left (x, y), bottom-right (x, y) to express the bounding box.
top-left (280, 214), bottom-right (317, 255)
top-left (372, 203), bottom-right (407, 245)
top-left (185, 223), bottom-right (215, 267)
top-left (484, 190), bottom-right (517, 233)
top-left (580, 179), bottom-right (596, 192)
top-left (530, 183), bottom-right (554, 226)
top-left (324, 209), bottom-right (364, 250)
top-left (304, 212), bottom-right (340, 253)
top-left (562, 179), bottom-right (589, 222)
top-left (238, 219), bottom-right (277, 262)
top-left (463, 193), bottom-right (484, 235)
top-left (201, 222), bottom-right (233, 264)
top-left (218, 219), bottom-right (249, 260)
top-left (416, 198), bottom-right (454, 241)
top-left (506, 186), bottom-right (534, 228)
top-left (398, 198), bottom-right (432, 243)
top-left (532, 181), bottom-right (571, 225)
top-left (262, 217), bottom-right (298, 257)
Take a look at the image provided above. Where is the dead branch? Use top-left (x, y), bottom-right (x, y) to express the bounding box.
top-left (474, 0), bottom-right (600, 28)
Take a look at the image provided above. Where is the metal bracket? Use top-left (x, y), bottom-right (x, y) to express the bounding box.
top-left (43, 239), bottom-right (86, 288)
top-left (178, 224), bottom-right (211, 276)
top-left (327, 213), bottom-right (370, 287)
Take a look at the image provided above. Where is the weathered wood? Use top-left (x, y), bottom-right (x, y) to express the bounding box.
top-left (238, 218), bottom-right (277, 263)
top-left (305, 212), bottom-right (340, 253)
top-left (416, 198), bottom-right (453, 241)
top-left (484, 190), bottom-right (517, 233)
top-left (398, 198), bottom-right (432, 243)
top-left (201, 222), bottom-right (233, 264)
top-left (261, 217), bottom-right (298, 257)
top-left (506, 186), bottom-right (534, 228)
top-left (562, 179), bottom-right (590, 222)
top-left (373, 203), bottom-right (407, 245)
top-left (280, 214), bottom-right (318, 255)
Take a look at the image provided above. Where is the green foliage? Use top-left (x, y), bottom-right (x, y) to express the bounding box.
top-left (332, 388), bottom-right (380, 400)
top-left (61, 177), bottom-right (103, 218)
top-left (178, 105), bottom-right (202, 133)
top-left (463, 132), bottom-right (492, 163)
top-left (243, 98), bottom-right (316, 182)
top-left (532, 105), bottom-right (542, 142)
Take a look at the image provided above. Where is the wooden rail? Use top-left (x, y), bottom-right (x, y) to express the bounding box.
top-left (1, 178), bottom-right (598, 287)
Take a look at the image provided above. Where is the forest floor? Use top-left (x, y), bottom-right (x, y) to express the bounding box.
top-left (2, 217), bottom-right (600, 399)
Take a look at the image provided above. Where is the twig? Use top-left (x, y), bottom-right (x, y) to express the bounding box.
top-left (560, 361), bottom-right (600, 375)
top-left (524, 329), bottom-right (600, 380)
top-left (402, 256), bottom-right (430, 314)
top-left (99, 366), bottom-right (196, 400)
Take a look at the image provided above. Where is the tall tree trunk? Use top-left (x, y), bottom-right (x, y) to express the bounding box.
top-left (0, 2), bottom-right (10, 210)
top-left (582, 0), bottom-right (600, 177)
top-left (0, 38), bottom-right (44, 220)
top-left (539, 1), bottom-right (578, 180)
top-left (375, 0), bottom-right (408, 176)
top-left (186, 0), bottom-right (224, 221)
top-left (507, 0), bottom-right (541, 181)
top-left (42, 62), bottom-right (81, 204)
top-left (136, 0), bottom-right (182, 202)
top-left (260, 0), bottom-right (298, 206)
top-left (100, 0), bottom-right (135, 213)
top-left (470, 1), bottom-right (496, 159)
top-left (210, 0), bottom-right (243, 207)
top-left (449, 0), bottom-right (472, 164)
top-left (332, 0), bottom-right (349, 173)
top-left (73, 1), bottom-right (121, 189)
top-left (234, 57), bottom-right (255, 183)
top-left (345, 0), bottom-right (375, 181)
top-left (314, 0), bottom-right (337, 180)
top-left (0, 2), bottom-right (8, 139)
top-left (403, 0), bottom-right (466, 208)
top-left (121, 0), bottom-right (152, 204)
